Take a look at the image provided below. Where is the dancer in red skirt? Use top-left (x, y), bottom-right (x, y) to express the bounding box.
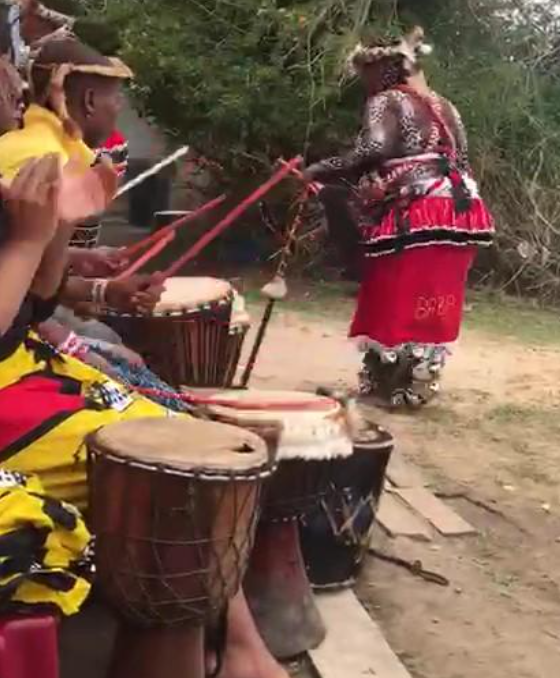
top-left (305, 27), bottom-right (494, 408)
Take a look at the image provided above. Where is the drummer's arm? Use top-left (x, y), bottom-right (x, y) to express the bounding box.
top-left (60, 274), bottom-right (163, 314)
top-left (59, 275), bottom-right (115, 312)
top-left (30, 222), bottom-right (72, 299)
top-left (305, 92), bottom-right (397, 183)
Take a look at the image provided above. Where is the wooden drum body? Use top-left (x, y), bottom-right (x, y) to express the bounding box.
top-left (87, 418), bottom-right (271, 628)
top-left (103, 277), bottom-right (249, 388)
top-left (204, 389), bottom-right (353, 659)
top-left (300, 424), bottom-right (394, 589)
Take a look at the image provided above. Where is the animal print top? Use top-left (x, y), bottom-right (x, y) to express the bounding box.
top-left (307, 88), bottom-right (471, 205)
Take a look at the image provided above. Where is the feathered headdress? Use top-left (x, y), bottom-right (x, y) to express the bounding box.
top-left (345, 26), bottom-right (433, 77)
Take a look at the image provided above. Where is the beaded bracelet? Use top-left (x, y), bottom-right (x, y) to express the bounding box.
top-left (58, 332), bottom-right (89, 361)
top-left (91, 279), bottom-right (109, 306)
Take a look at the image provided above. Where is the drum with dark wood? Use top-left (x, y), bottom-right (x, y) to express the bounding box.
top-left (103, 277), bottom-right (249, 388)
top-left (299, 424), bottom-right (394, 589)
top-left (87, 417), bottom-right (273, 678)
top-left (203, 389), bottom-right (353, 659)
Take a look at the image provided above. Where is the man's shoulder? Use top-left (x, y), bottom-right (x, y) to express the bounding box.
top-left (0, 126), bottom-right (64, 180)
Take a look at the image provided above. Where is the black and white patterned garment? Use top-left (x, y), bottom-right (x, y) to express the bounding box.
top-left (307, 87), bottom-right (471, 231)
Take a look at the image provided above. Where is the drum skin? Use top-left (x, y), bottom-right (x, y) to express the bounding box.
top-left (87, 419), bottom-right (270, 628)
top-left (202, 389), bottom-right (353, 519)
top-left (102, 277), bottom-right (248, 389)
top-left (299, 426), bottom-right (394, 589)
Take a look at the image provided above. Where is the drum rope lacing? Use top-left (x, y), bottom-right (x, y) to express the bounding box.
top-left (89, 448), bottom-right (277, 482)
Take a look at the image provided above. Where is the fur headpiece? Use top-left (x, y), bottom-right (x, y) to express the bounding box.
top-left (345, 26), bottom-right (433, 77)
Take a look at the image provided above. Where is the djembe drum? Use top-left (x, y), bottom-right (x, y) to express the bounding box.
top-left (202, 389), bottom-right (353, 659)
top-left (87, 417), bottom-right (273, 678)
top-left (103, 277), bottom-right (250, 388)
top-left (299, 424), bottom-right (394, 589)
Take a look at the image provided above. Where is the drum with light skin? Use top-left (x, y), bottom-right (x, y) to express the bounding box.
top-left (87, 417), bottom-right (273, 678)
top-left (202, 389), bottom-right (353, 659)
top-left (103, 277), bottom-right (250, 388)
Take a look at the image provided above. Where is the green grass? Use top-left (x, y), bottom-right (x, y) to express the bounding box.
top-left (245, 280), bottom-right (560, 346)
top-left (464, 291), bottom-right (560, 346)
top-left (485, 403), bottom-right (560, 430)
top-left (245, 280), bottom-right (354, 318)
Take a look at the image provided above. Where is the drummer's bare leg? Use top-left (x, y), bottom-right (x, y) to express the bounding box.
top-left (215, 589), bottom-right (289, 678)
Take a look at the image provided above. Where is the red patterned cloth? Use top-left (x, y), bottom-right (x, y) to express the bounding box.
top-left (97, 130), bottom-right (128, 175)
top-left (360, 195), bottom-right (494, 258)
top-left (350, 245), bottom-right (476, 347)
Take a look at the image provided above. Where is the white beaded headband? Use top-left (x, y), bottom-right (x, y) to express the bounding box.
top-left (345, 26), bottom-right (433, 77)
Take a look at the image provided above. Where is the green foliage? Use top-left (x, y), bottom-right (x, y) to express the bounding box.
top-left (74, 0), bottom-right (560, 300)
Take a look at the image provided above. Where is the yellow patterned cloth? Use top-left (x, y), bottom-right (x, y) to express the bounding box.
top-left (0, 334), bottom-right (181, 510)
top-left (0, 470), bottom-right (91, 616)
top-left (0, 104), bottom-right (94, 180)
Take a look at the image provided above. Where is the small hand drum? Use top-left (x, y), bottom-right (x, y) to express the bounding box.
top-left (202, 389), bottom-right (353, 659)
top-left (87, 417), bottom-right (272, 628)
top-left (102, 277), bottom-right (250, 388)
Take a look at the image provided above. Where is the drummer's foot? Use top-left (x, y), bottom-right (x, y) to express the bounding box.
top-left (213, 589), bottom-right (290, 678)
top-left (215, 643), bottom-right (290, 678)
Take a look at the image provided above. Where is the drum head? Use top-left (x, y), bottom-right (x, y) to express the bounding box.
top-left (155, 277), bottom-right (232, 314)
top-left (203, 389), bottom-right (352, 461)
top-left (90, 417), bottom-right (269, 475)
top-left (206, 389), bottom-right (337, 418)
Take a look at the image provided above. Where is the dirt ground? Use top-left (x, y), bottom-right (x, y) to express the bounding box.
top-left (242, 285), bottom-right (560, 678)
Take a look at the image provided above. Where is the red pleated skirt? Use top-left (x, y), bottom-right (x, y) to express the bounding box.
top-left (349, 245), bottom-right (476, 347)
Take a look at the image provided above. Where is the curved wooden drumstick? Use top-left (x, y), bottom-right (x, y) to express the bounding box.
top-left (162, 156), bottom-right (302, 280)
top-left (114, 230), bottom-right (176, 280)
top-left (121, 194), bottom-right (226, 260)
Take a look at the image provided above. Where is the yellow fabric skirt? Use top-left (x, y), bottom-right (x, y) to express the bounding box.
top-left (0, 336), bottom-right (181, 510)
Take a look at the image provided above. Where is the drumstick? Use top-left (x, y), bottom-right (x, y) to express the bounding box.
top-left (115, 230), bottom-right (176, 280)
top-left (116, 146), bottom-right (190, 198)
top-left (161, 156), bottom-right (302, 279)
top-left (121, 194), bottom-right (227, 259)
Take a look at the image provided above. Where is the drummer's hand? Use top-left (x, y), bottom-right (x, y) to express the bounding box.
top-left (59, 158), bottom-right (118, 225)
top-left (301, 165), bottom-right (319, 183)
top-left (69, 246), bottom-right (129, 277)
top-left (1, 154), bottom-right (62, 247)
top-left (106, 273), bottom-right (166, 314)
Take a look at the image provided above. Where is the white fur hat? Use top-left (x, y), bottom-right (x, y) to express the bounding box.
top-left (345, 26), bottom-right (433, 76)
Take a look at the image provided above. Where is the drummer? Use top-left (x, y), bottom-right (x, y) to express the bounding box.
top-left (0, 39), bottom-right (289, 678)
top-left (0, 45), bottom-right (173, 399)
